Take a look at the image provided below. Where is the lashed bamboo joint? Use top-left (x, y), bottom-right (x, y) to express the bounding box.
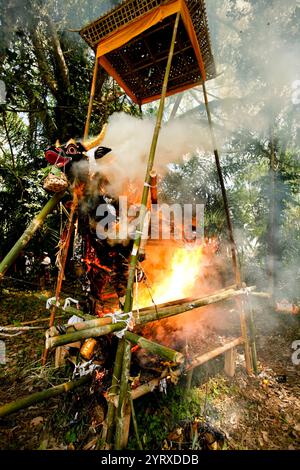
top-left (45, 286), bottom-right (256, 350)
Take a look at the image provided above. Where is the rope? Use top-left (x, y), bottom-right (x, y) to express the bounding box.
top-left (0, 331), bottom-right (23, 337)
top-left (0, 326), bottom-right (43, 337)
top-left (138, 264), bottom-right (159, 319)
top-left (241, 285), bottom-right (252, 298)
top-left (46, 297), bottom-right (59, 309)
top-left (72, 360), bottom-right (101, 379)
top-left (63, 297), bottom-right (79, 310)
top-left (104, 311), bottom-right (134, 339)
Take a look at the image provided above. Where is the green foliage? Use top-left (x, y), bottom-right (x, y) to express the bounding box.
top-left (65, 429), bottom-right (77, 444)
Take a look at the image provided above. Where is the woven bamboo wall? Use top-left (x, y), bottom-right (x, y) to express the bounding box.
top-left (79, 0), bottom-right (216, 103)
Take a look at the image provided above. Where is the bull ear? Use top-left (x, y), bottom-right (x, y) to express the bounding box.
top-left (55, 140), bottom-right (61, 147)
top-left (94, 146), bottom-right (112, 159)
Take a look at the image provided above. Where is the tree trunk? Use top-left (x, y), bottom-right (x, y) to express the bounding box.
top-left (267, 132), bottom-right (277, 301)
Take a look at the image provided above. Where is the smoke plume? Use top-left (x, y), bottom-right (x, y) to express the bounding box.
top-left (87, 112), bottom-right (211, 198)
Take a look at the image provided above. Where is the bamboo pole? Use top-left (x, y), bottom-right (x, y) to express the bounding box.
top-left (115, 339), bottom-right (132, 450)
top-left (129, 393), bottom-right (143, 450)
top-left (150, 170), bottom-right (158, 205)
top-left (268, 130), bottom-right (276, 302)
top-left (46, 287), bottom-right (256, 349)
top-left (0, 191), bottom-right (65, 280)
top-left (0, 376), bottom-right (90, 418)
top-left (169, 92), bottom-right (183, 120)
top-left (125, 331), bottom-right (184, 364)
top-left (48, 284), bottom-right (238, 336)
top-left (236, 297), bottom-right (252, 374)
top-left (104, 339), bottom-right (125, 446)
top-left (202, 82), bottom-right (240, 285)
top-left (49, 193), bottom-right (78, 328)
top-left (201, 82), bottom-right (253, 374)
top-left (185, 337), bottom-right (244, 371)
top-left (246, 294), bottom-right (258, 375)
top-left (84, 54), bottom-right (99, 141)
top-left (251, 292), bottom-right (271, 299)
top-left (0, 326), bottom-right (44, 332)
top-left (130, 373), bottom-right (170, 402)
top-left (46, 321), bottom-right (127, 349)
top-left (123, 12), bottom-right (181, 314)
top-left (114, 12), bottom-right (181, 450)
top-left (185, 369), bottom-right (193, 392)
top-left (138, 287), bottom-right (255, 325)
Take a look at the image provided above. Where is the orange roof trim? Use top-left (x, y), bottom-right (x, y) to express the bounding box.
top-left (80, 0), bottom-right (215, 105)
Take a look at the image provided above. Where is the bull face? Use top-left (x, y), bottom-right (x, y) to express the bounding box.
top-left (45, 139), bottom-right (112, 167)
top-left (45, 140), bottom-right (87, 167)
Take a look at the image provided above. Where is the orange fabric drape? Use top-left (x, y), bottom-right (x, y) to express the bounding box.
top-left (99, 56), bottom-right (139, 103)
top-left (96, 0), bottom-right (207, 104)
top-left (96, 0), bottom-right (181, 58)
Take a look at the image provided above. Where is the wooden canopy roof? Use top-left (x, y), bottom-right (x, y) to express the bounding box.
top-left (80, 0), bottom-right (216, 105)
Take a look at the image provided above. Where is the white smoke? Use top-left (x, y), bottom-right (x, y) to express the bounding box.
top-left (87, 112), bottom-right (211, 198)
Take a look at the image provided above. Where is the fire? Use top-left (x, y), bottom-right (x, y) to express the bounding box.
top-left (134, 243), bottom-right (204, 308)
top-left (82, 257), bottom-right (112, 274)
top-left (73, 182), bottom-right (86, 200)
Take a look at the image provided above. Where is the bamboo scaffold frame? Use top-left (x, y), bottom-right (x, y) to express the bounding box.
top-left (45, 286), bottom-right (256, 349)
top-left (57, 5), bottom-right (257, 450)
top-left (0, 336), bottom-right (244, 419)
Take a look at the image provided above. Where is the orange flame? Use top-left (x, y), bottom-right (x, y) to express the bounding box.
top-left (82, 257), bottom-right (112, 274)
top-left (74, 182), bottom-right (86, 200)
top-left (134, 243), bottom-right (204, 308)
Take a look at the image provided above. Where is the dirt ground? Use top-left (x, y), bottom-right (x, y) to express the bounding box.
top-left (0, 287), bottom-right (299, 450)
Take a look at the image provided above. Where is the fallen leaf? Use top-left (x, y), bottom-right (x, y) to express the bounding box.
top-left (30, 416), bottom-right (44, 427)
top-left (83, 438), bottom-right (98, 450)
